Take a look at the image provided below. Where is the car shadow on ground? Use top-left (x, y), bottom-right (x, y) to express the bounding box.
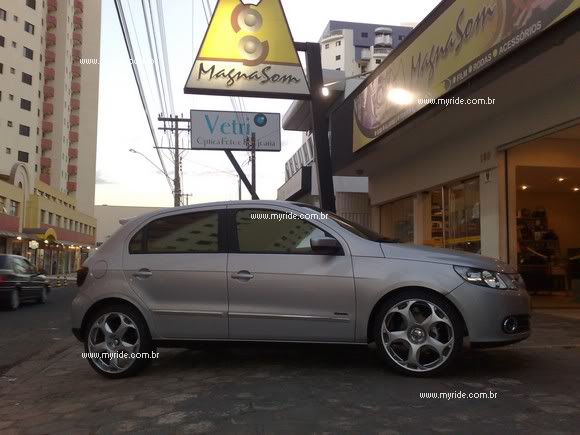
top-left (142, 342), bottom-right (530, 380)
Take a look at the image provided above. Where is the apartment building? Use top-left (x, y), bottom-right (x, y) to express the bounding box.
top-left (319, 21), bottom-right (413, 76)
top-left (0, 0), bottom-right (101, 274)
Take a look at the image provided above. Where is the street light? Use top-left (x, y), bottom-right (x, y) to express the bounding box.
top-left (322, 71), bottom-right (371, 97)
top-left (129, 149), bottom-right (172, 181)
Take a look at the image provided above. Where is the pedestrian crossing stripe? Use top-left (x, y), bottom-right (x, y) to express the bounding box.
top-left (184, 0), bottom-right (310, 99)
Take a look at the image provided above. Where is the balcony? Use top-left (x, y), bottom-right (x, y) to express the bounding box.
top-left (68, 148), bottom-right (79, 159)
top-left (48, 0), bottom-right (57, 12)
top-left (40, 174), bottom-right (51, 184)
top-left (69, 131), bottom-right (79, 142)
top-left (41, 138), bottom-right (53, 151)
top-left (67, 182), bottom-right (77, 192)
top-left (43, 102), bottom-right (54, 117)
top-left (47, 15), bottom-right (57, 29)
top-left (44, 67), bottom-right (55, 81)
top-left (70, 98), bottom-right (80, 110)
top-left (74, 0), bottom-right (83, 13)
top-left (72, 32), bottom-right (82, 45)
top-left (72, 48), bottom-right (81, 62)
top-left (67, 165), bottom-right (78, 176)
top-left (71, 82), bottom-right (81, 94)
top-left (41, 157), bottom-right (52, 168)
top-left (42, 121), bottom-right (53, 133)
top-left (72, 64), bottom-right (81, 78)
top-left (45, 49), bottom-right (56, 63)
top-left (70, 114), bottom-right (80, 126)
top-left (74, 15), bottom-right (82, 29)
top-left (360, 48), bottom-right (371, 62)
top-left (46, 32), bottom-right (56, 46)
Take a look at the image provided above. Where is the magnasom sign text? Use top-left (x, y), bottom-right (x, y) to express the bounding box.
top-left (353, 0), bottom-right (580, 151)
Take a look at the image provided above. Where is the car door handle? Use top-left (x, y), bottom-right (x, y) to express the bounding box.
top-left (133, 269), bottom-right (153, 279)
top-left (231, 271), bottom-right (254, 281)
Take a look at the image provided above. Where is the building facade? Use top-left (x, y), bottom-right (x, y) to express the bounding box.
top-left (320, 21), bottom-right (413, 76)
top-left (0, 0), bottom-right (101, 274)
top-left (330, 1), bottom-right (580, 298)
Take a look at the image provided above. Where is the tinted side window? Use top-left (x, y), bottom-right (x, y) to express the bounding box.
top-left (235, 209), bottom-right (327, 254)
top-left (130, 211), bottom-right (219, 254)
top-left (13, 258), bottom-right (28, 274)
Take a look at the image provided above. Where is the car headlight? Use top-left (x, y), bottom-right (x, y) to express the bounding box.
top-left (454, 266), bottom-right (525, 290)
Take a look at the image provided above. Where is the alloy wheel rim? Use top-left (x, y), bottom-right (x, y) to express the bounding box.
top-left (381, 299), bottom-right (454, 372)
top-left (87, 312), bottom-right (141, 374)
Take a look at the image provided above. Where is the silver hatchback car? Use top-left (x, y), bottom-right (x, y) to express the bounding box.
top-left (72, 201), bottom-right (530, 378)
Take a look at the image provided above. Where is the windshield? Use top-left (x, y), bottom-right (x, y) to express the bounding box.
top-left (294, 204), bottom-right (399, 243)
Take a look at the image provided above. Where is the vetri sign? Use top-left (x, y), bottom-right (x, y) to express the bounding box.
top-left (353, 0), bottom-right (580, 152)
top-left (184, 0), bottom-right (310, 99)
top-left (190, 110), bottom-right (281, 152)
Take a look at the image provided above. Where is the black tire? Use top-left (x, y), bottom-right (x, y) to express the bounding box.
top-left (84, 303), bottom-right (154, 379)
top-left (373, 289), bottom-right (463, 377)
top-left (37, 287), bottom-right (48, 304)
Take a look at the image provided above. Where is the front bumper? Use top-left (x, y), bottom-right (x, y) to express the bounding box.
top-left (446, 282), bottom-right (531, 346)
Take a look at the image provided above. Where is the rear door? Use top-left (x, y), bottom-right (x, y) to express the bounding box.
top-left (122, 207), bottom-right (228, 339)
top-left (11, 257), bottom-right (36, 299)
top-left (226, 206), bottom-right (356, 342)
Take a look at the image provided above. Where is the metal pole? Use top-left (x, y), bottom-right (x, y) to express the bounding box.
top-left (304, 42), bottom-right (336, 212)
top-left (174, 115), bottom-right (181, 207)
top-left (238, 176), bottom-right (242, 200)
top-left (251, 132), bottom-right (256, 197)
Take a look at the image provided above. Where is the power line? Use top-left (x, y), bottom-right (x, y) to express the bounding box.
top-left (114, 0), bottom-right (172, 191)
top-left (156, 0), bottom-right (176, 115)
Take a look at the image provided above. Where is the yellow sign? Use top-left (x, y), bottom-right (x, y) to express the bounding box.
top-left (353, 0), bottom-right (580, 151)
top-left (185, 0), bottom-right (310, 99)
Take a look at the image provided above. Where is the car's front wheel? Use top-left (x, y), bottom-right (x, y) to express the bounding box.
top-left (373, 289), bottom-right (463, 377)
top-left (84, 303), bottom-right (154, 379)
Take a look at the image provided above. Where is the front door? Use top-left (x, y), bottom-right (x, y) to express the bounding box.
top-left (227, 207), bottom-right (356, 342)
top-left (123, 208), bottom-right (228, 339)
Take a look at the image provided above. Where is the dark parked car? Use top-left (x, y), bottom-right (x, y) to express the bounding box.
top-left (0, 255), bottom-right (50, 310)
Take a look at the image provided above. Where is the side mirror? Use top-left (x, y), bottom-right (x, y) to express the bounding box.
top-left (310, 237), bottom-right (341, 254)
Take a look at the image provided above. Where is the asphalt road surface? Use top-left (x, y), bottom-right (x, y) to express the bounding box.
top-left (0, 286), bottom-right (77, 374)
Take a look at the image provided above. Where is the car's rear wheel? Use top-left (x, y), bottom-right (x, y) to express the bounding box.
top-left (9, 289), bottom-right (20, 310)
top-left (84, 303), bottom-right (153, 379)
top-left (37, 287), bottom-right (48, 304)
top-left (373, 290), bottom-right (463, 377)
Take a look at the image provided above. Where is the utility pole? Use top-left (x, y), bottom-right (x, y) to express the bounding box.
top-left (158, 115), bottom-right (190, 207)
top-left (238, 176), bottom-right (242, 200)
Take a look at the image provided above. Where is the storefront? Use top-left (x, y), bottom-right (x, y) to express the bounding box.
top-left (330, 1), bottom-right (580, 299)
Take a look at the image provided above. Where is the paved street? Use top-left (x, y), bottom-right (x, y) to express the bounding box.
top-left (0, 286), bottom-right (78, 375)
top-left (1, 294), bottom-right (580, 434)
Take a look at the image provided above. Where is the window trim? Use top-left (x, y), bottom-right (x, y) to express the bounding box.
top-left (128, 209), bottom-right (226, 255)
top-left (227, 208), bottom-right (344, 256)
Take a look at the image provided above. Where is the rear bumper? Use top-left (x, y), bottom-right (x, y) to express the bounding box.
top-left (70, 291), bottom-right (93, 341)
top-left (446, 282), bottom-right (531, 346)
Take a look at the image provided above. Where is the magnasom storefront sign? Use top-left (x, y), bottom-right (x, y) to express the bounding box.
top-left (184, 0), bottom-right (310, 99)
top-left (353, 0), bottom-right (580, 152)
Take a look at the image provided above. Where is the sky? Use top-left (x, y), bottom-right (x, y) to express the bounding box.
top-left (94, 0), bottom-right (441, 207)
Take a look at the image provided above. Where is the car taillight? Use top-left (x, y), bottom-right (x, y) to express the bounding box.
top-left (0, 275), bottom-right (6, 284)
top-left (77, 267), bottom-right (89, 287)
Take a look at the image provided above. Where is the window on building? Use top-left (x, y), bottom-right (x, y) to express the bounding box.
top-left (399, 35), bottom-right (405, 41)
top-left (0, 197), bottom-right (6, 214)
top-left (10, 67), bottom-right (15, 74)
top-left (380, 197), bottom-right (415, 243)
top-left (23, 47), bottom-right (33, 60)
top-left (20, 98), bottom-right (31, 111)
top-left (11, 41), bottom-right (16, 48)
top-left (233, 209), bottom-right (329, 254)
top-left (0, 9), bottom-right (6, 21)
top-left (361, 32), bottom-right (368, 37)
top-left (9, 201), bottom-right (18, 217)
top-left (19, 125), bottom-right (30, 136)
top-left (325, 43), bottom-right (329, 49)
top-left (17, 151), bottom-right (29, 163)
top-left (56, 215), bottom-right (61, 227)
top-left (0, 35), bottom-right (5, 47)
top-left (9, 94), bottom-right (14, 101)
top-left (48, 212), bottom-right (53, 225)
top-left (13, 15), bottom-right (18, 22)
top-left (24, 22), bottom-right (35, 35)
top-left (26, 0), bottom-right (36, 10)
top-left (0, 63), bottom-right (3, 74)
top-left (376, 59), bottom-right (381, 64)
top-left (336, 55), bottom-right (341, 61)
top-left (129, 211), bottom-right (220, 254)
top-left (22, 72), bottom-right (32, 85)
top-left (336, 41), bottom-right (341, 47)
top-left (7, 121), bottom-right (12, 127)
